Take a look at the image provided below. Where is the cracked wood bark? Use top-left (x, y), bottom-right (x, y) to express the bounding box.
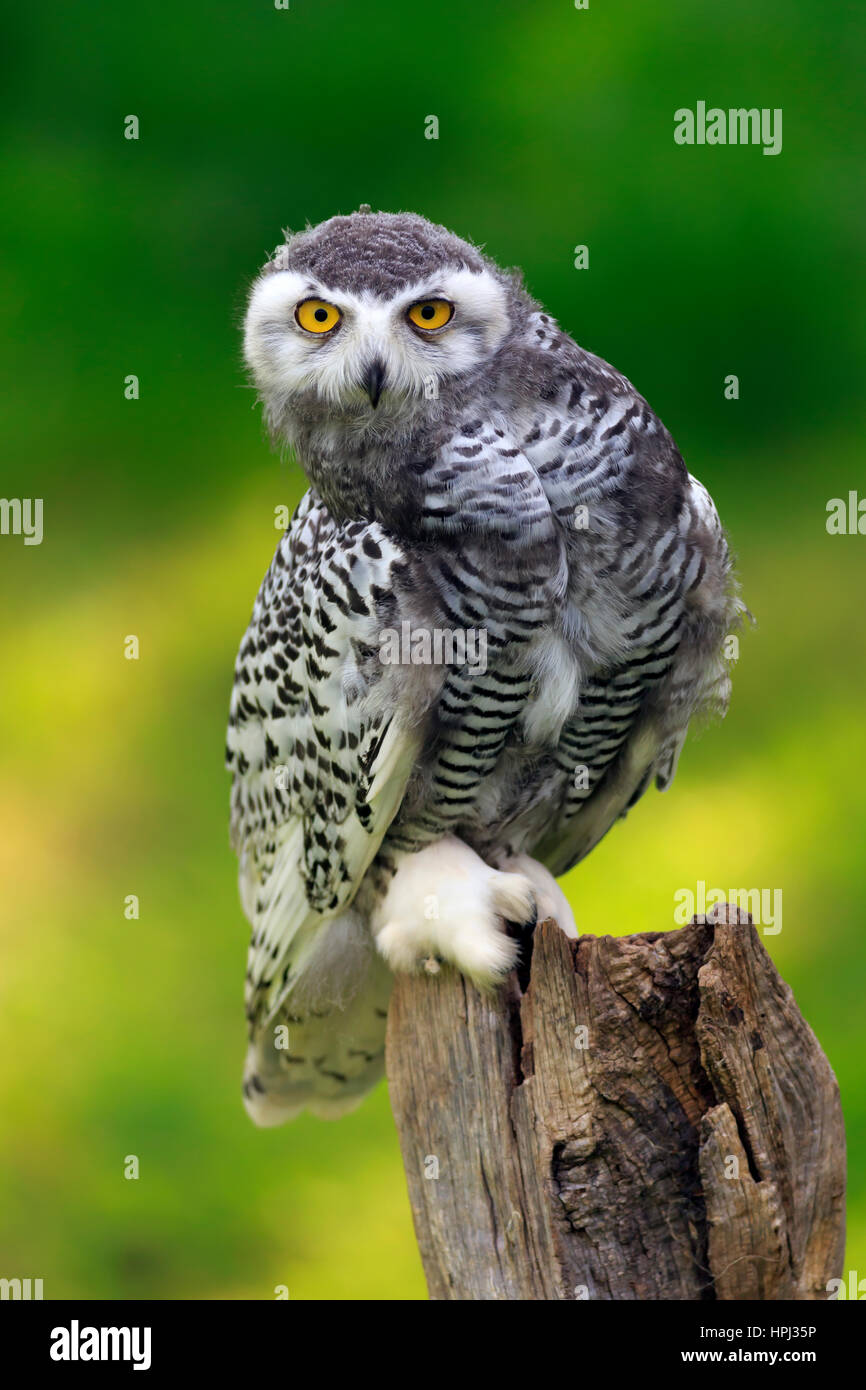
top-left (385, 906), bottom-right (846, 1300)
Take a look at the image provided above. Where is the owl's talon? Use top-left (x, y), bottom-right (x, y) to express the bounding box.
top-left (490, 852), bottom-right (579, 939)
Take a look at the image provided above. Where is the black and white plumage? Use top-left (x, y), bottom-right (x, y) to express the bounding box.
top-left (227, 210), bottom-right (742, 1124)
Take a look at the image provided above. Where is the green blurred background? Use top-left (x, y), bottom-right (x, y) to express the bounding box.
top-left (1, 0), bottom-right (863, 1299)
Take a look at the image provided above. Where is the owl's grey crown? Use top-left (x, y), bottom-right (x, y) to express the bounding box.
top-left (266, 210), bottom-right (489, 298)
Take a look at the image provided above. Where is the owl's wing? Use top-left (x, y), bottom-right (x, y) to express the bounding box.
top-left (226, 490), bottom-right (422, 1027)
top-left (532, 469), bottom-right (741, 876)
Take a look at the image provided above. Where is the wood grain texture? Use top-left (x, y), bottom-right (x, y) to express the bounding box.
top-left (386, 906), bottom-right (845, 1300)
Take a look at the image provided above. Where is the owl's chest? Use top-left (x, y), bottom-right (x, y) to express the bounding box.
top-left (385, 532), bottom-right (640, 852)
top-left (387, 543), bottom-right (581, 776)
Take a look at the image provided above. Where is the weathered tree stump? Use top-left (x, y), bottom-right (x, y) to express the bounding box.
top-left (386, 906), bottom-right (846, 1300)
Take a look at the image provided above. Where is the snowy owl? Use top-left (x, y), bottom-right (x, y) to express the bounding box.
top-left (226, 209), bottom-right (741, 1124)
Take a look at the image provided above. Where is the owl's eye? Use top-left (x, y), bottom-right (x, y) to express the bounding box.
top-left (295, 299), bottom-right (342, 334)
top-left (407, 299), bottom-right (454, 331)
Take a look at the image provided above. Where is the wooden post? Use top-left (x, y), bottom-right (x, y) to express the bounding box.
top-left (385, 906), bottom-right (846, 1300)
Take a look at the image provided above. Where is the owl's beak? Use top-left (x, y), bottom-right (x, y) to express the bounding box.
top-left (362, 358), bottom-right (386, 408)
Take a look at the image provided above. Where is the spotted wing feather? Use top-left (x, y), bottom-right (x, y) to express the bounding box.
top-left (226, 490), bottom-right (421, 1027)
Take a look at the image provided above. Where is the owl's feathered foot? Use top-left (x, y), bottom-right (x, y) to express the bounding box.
top-left (371, 835), bottom-right (536, 988)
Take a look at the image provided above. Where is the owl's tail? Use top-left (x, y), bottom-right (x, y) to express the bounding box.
top-left (242, 910), bottom-right (393, 1125)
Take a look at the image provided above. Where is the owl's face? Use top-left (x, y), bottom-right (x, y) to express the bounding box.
top-left (244, 211), bottom-right (519, 439)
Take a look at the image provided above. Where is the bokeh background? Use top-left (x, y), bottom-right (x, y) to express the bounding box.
top-left (1, 0), bottom-right (863, 1299)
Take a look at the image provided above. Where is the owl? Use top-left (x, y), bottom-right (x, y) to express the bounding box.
top-left (227, 209), bottom-right (742, 1125)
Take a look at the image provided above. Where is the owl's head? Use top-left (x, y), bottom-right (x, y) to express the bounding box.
top-left (243, 210), bottom-right (527, 443)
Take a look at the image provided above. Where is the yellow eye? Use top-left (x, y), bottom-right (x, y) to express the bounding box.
top-left (407, 299), bottom-right (454, 331)
top-left (295, 299), bottom-right (341, 333)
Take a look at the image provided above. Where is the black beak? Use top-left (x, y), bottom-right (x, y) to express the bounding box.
top-left (362, 359), bottom-right (386, 408)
